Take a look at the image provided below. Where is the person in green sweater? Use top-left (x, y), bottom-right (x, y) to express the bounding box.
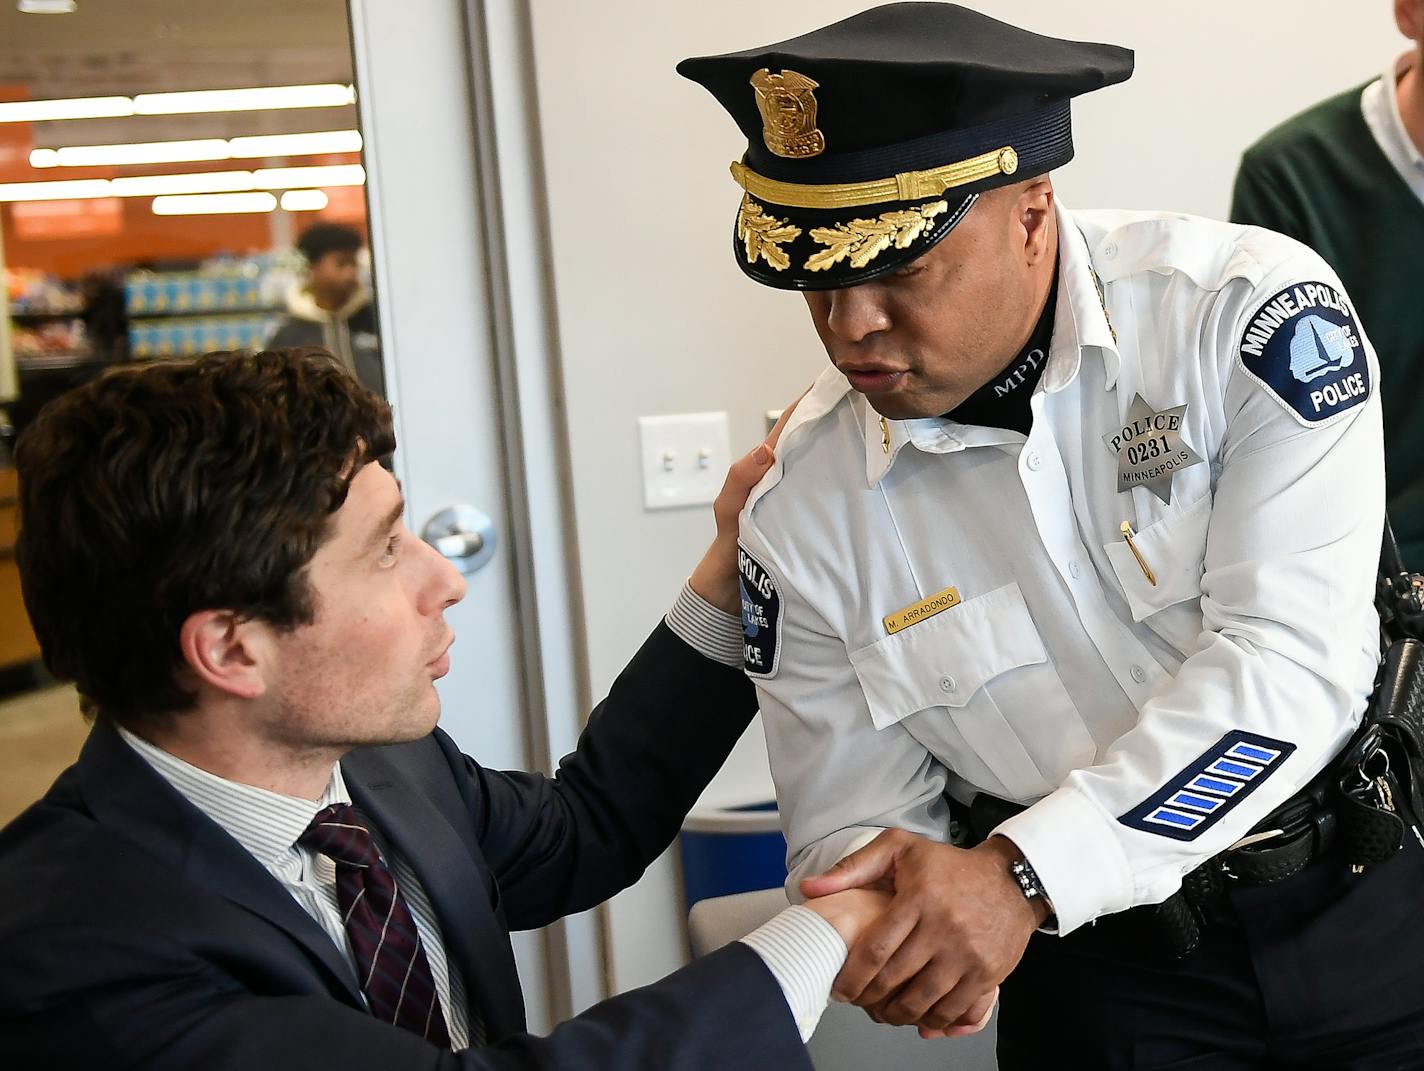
top-left (1232, 0), bottom-right (1424, 566)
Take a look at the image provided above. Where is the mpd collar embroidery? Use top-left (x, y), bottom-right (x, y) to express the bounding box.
top-left (1104, 394), bottom-right (1204, 504)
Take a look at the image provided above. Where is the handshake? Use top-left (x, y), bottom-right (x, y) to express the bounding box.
top-left (798, 830), bottom-right (1049, 1040)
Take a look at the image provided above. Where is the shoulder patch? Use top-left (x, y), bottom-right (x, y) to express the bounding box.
top-left (1119, 730), bottom-right (1296, 841)
top-left (1237, 281), bottom-right (1369, 426)
top-left (737, 543), bottom-right (781, 678)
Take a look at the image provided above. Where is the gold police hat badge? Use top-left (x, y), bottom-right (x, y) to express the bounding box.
top-left (750, 68), bottom-right (825, 159)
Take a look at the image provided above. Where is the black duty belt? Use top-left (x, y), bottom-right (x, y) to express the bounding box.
top-left (955, 518), bottom-right (1424, 961)
top-left (960, 637), bottom-right (1424, 960)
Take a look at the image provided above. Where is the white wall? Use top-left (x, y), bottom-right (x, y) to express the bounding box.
top-left (523, 0), bottom-right (1404, 995)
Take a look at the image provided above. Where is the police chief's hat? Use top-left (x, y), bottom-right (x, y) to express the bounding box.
top-left (677, 3), bottom-right (1133, 290)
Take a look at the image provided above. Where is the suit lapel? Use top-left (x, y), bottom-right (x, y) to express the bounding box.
top-left (344, 750), bottom-right (527, 1037)
top-left (76, 722), bottom-right (364, 1006)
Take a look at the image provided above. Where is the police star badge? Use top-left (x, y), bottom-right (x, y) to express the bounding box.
top-left (1103, 394), bottom-right (1204, 504)
top-left (749, 68), bottom-right (826, 158)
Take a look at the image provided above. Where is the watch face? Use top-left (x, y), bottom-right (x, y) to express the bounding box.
top-left (1012, 859), bottom-right (1043, 898)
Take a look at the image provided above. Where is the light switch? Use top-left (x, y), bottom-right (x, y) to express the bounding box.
top-left (638, 411), bottom-right (731, 510)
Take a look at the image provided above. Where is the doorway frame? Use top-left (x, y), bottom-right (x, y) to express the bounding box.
top-left (348, 0), bottom-right (606, 1028)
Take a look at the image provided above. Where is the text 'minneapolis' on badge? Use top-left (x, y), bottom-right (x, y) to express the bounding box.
top-left (1103, 394), bottom-right (1204, 505)
top-left (738, 543), bottom-right (782, 678)
top-left (1238, 281), bottom-right (1370, 426)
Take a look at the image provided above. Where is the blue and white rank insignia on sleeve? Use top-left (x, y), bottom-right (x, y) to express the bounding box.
top-left (1119, 731), bottom-right (1296, 841)
top-left (1238, 281), bottom-right (1369, 426)
top-left (738, 543), bottom-right (781, 678)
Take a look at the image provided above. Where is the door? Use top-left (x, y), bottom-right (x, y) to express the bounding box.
top-left (348, 0), bottom-right (600, 1033)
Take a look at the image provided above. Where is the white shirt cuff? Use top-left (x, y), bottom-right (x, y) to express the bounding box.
top-left (739, 905), bottom-right (848, 1043)
top-left (992, 785), bottom-right (1136, 935)
top-left (665, 581), bottom-right (744, 668)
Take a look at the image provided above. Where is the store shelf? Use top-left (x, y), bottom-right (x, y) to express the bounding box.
top-left (14, 352), bottom-right (106, 371)
top-left (127, 304), bottom-right (285, 318)
top-left (128, 311), bottom-right (284, 359)
top-left (124, 263), bottom-right (295, 319)
top-left (9, 309), bottom-right (86, 322)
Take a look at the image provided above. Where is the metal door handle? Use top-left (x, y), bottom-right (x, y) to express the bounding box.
top-left (422, 505), bottom-right (497, 575)
top-left (433, 532), bottom-right (483, 559)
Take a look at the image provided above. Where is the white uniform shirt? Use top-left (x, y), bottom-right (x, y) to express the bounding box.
top-left (738, 203), bottom-right (1384, 935)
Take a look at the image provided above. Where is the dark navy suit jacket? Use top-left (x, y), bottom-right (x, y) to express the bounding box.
top-left (0, 623), bottom-right (810, 1069)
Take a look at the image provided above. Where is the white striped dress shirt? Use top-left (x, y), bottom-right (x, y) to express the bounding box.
top-left (117, 728), bottom-right (478, 1049)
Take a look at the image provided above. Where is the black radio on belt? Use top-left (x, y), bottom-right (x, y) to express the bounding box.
top-left (1331, 521), bottom-right (1424, 863)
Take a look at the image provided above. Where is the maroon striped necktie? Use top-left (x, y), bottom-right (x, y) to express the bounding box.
top-left (299, 803), bottom-right (451, 1046)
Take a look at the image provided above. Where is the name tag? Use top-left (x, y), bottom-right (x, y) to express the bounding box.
top-left (883, 586), bottom-right (961, 635)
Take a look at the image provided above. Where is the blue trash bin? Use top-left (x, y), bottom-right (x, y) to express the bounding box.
top-left (678, 800), bottom-right (788, 912)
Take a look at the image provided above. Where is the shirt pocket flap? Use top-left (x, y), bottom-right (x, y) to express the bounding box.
top-left (849, 582), bottom-right (1047, 730)
top-left (1103, 492), bottom-right (1212, 622)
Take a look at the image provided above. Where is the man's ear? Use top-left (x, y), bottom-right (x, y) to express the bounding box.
top-left (178, 610), bottom-right (269, 701)
top-left (1397, 0), bottom-right (1423, 42)
top-left (1018, 178), bottom-right (1056, 267)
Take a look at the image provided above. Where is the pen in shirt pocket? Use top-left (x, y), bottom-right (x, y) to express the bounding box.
top-left (1120, 521), bottom-right (1157, 587)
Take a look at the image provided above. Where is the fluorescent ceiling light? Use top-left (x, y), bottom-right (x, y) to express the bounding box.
top-left (30, 138), bottom-right (231, 168)
top-left (18, 0), bottom-right (78, 13)
top-left (152, 192), bottom-right (277, 216)
top-left (280, 189), bottom-right (329, 212)
top-left (253, 163), bottom-right (365, 189)
top-left (228, 129), bottom-right (362, 158)
top-left (0, 83), bottom-right (354, 125)
top-left (0, 163), bottom-right (365, 203)
top-left (28, 129), bottom-right (362, 169)
top-left (134, 84), bottom-right (355, 116)
top-left (111, 170), bottom-right (256, 197)
top-left (0, 178), bottom-right (112, 202)
top-left (0, 96), bottom-right (133, 123)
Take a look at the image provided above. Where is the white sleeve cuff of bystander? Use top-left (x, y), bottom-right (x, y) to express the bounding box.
top-left (665, 581), bottom-right (744, 668)
top-left (740, 905), bottom-right (848, 1043)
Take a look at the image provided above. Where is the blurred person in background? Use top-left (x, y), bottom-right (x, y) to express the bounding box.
top-left (1232, 0), bottom-right (1424, 566)
top-left (269, 223), bottom-right (385, 394)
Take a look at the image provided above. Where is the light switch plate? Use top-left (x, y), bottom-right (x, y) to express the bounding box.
top-left (638, 411), bottom-right (731, 511)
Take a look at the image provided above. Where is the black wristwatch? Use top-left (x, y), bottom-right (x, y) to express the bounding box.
top-left (1009, 856), bottom-right (1052, 911)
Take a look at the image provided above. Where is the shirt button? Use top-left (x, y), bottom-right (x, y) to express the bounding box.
top-left (1068, 560), bottom-right (1082, 580)
top-left (1131, 665), bottom-right (1147, 684)
top-left (939, 675), bottom-right (957, 694)
top-left (1025, 452), bottom-right (1042, 471)
top-left (1102, 241), bottom-right (1119, 259)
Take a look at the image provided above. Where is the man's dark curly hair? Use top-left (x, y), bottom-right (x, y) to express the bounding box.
top-left (13, 347), bottom-right (396, 730)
